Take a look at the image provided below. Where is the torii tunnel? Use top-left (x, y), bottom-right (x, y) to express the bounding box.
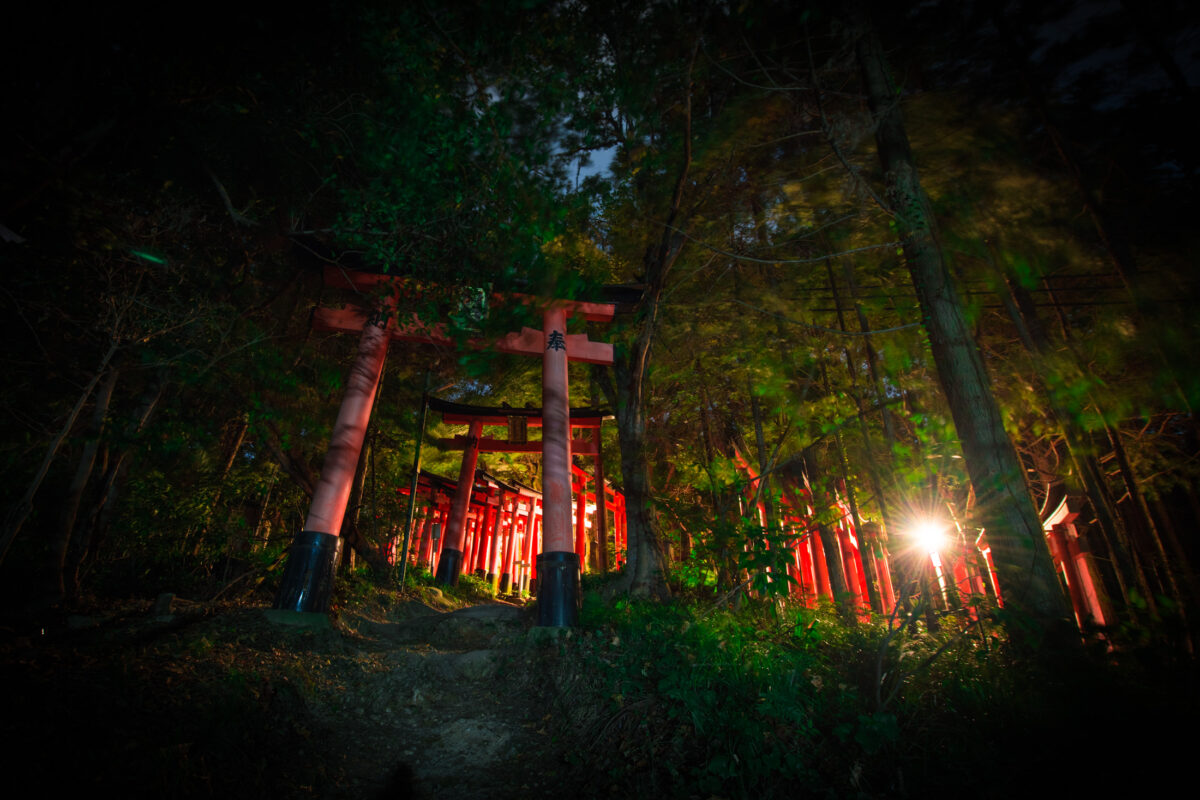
top-left (732, 445), bottom-right (1113, 632)
top-left (420, 398), bottom-right (625, 625)
top-left (391, 465), bottom-right (626, 598)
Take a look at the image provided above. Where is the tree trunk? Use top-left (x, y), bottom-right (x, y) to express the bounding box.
top-left (854, 8), bottom-right (1072, 629)
top-left (590, 46), bottom-right (698, 601)
top-left (43, 363), bottom-right (121, 603)
top-left (0, 341), bottom-right (119, 568)
top-left (825, 259), bottom-right (885, 613)
top-left (339, 432), bottom-right (390, 578)
top-left (993, 253), bottom-right (1151, 613)
top-left (598, 353), bottom-right (672, 600)
top-left (65, 370), bottom-right (168, 598)
top-left (1106, 423), bottom-right (1192, 643)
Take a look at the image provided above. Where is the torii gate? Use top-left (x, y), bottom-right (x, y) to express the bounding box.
top-left (272, 266), bottom-right (614, 627)
top-left (427, 398), bottom-right (615, 591)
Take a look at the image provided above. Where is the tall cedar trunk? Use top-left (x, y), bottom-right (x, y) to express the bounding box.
top-left (44, 363), bottom-right (121, 603)
top-left (854, 10), bottom-right (1072, 628)
top-left (604, 354), bottom-right (671, 599)
top-left (697, 379), bottom-right (738, 590)
top-left (592, 45), bottom-right (697, 600)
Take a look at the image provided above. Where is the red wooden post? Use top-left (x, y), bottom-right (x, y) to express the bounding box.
top-left (1048, 524), bottom-right (1090, 629)
top-left (538, 305), bottom-right (579, 626)
top-left (573, 474), bottom-right (589, 573)
top-left (615, 494), bottom-right (627, 567)
top-left (839, 525), bottom-right (868, 608)
top-left (418, 504), bottom-right (436, 567)
top-left (520, 497), bottom-right (539, 594)
top-left (274, 313), bottom-right (389, 612)
top-left (487, 491), bottom-right (506, 592)
top-left (1065, 533), bottom-right (1109, 627)
top-left (462, 515), bottom-right (475, 578)
top-left (432, 499), bottom-right (450, 567)
top-left (799, 534), bottom-right (817, 607)
top-left (435, 420), bottom-right (483, 585)
top-left (529, 501), bottom-right (543, 585)
top-left (813, 531), bottom-right (833, 602)
top-left (477, 496), bottom-right (496, 577)
top-left (860, 522), bottom-right (895, 613)
top-left (500, 494), bottom-right (519, 593)
top-left (593, 429), bottom-right (609, 573)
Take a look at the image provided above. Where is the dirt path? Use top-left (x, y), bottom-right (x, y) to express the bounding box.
top-left (0, 594), bottom-right (593, 799)
top-left (319, 601), bottom-right (566, 799)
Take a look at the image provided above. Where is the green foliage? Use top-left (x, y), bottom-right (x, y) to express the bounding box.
top-left (565, 585), bottom-right (1191, 798)
top-left (577, 594), bottom-right (880, 796)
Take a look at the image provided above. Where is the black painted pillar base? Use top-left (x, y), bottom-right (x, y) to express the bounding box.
top-left (273, 531), bottom-right (343, 612)
top-left (498, 572), bottom-right (511, 594)
top-left (435, 548), bottom-right (463, 586)
top-left (536, 551), bottom-right (580, 627)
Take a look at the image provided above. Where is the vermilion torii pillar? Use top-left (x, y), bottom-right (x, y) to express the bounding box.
top-left (433, 420), bottom-right (484, 585)
top-left (273, 309), bottom-right (391, 612)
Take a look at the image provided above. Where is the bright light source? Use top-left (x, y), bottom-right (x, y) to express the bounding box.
top-left (910, 520), bottom-right (947, 553)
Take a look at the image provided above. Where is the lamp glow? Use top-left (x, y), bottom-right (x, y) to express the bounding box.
top-left (911, 520), bottom-right (946, 553)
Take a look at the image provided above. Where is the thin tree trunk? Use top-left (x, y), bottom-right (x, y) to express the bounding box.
top-left (0, 341), bottom-right (120, 568)
top-left (188, 413), bottom-right (250, 556)
top-left (595, 354), bottom-right (672, 600)
top-left (825, 259), bottom-right (884, 613)
top-left (994, 254), bottom-right (1154, 611)
top-left (65, 370), bottom-right (168, 597)
top-left (44, 363), bottom-right (121, 603)
top-left (854, 7), bottom-right (1072, 629)
top-left (1106, 423), bottom-right (1191, 643)
top-left (747, 380), bottom-right (782, 584)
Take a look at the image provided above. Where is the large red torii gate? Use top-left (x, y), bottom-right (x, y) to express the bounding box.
top-left (272, 266), bottom-right (614, 627)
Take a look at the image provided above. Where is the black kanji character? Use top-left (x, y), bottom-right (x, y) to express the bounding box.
top-left (546, 330), bottom-right (566, 351)
top-left (366, 308), bottom-right (392, 328)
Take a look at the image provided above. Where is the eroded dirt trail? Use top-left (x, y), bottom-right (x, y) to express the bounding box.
top-left (0, 595), bottom-right (584, 799)
top-left (320, 602), bottom-right (561, 799)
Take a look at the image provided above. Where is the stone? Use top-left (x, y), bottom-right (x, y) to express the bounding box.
top-left (453, 649), bottom-right (498, 681)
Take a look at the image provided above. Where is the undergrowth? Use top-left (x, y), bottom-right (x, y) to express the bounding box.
top-left (545, 583), bottom-right (1199, 799)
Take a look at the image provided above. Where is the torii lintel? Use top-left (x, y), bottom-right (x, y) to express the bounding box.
top-left (312, 306), bottom-right (613, 365)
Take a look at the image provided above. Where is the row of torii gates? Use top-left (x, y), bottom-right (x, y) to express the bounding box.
top-left (390, 454), bottom-right (628, 598)
top-left (272, 266), bottom-right (621, 625)
top-left (272, 266), bottom-right (1111, 630)
top-left (730, 445), bottom-right (1112, 630)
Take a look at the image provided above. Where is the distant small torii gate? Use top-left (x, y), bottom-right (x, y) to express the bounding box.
top-left (425, 398), bottom-right (622, 605)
